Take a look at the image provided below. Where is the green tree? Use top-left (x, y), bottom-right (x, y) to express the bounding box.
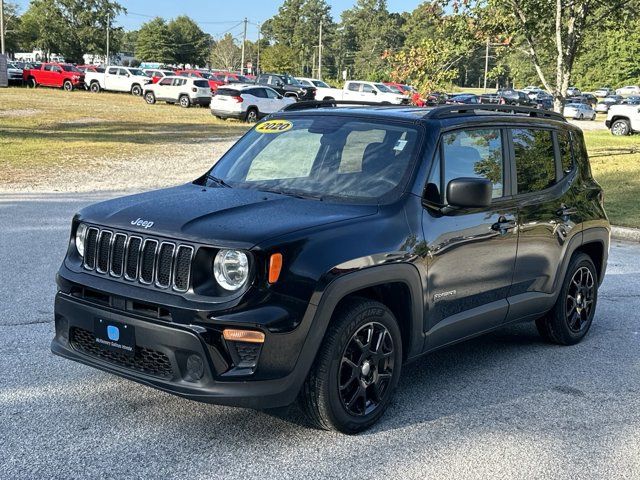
top-left (167, 16), bottom-right (210, 66)
top-left (136, 17), bottom-right (175, 63)
top-left (209, 33), bottom-right (240, 70)
top-left (17, 0), bottom-right (124, 63)
top-left (260, 44), bottom-right (298, 73)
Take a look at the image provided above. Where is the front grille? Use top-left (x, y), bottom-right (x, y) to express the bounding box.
top-left (70, 327), bottom-right (173, 378)
top-left (83, 227), bottom-right (193, 292)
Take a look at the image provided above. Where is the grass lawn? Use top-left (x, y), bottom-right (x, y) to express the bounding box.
top-left (1, 87), bottom-right (638, 227)
top-left (0, 87), bottom-right (249, 185)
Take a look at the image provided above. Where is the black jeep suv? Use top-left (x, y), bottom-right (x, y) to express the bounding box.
top-left (52, 103), bottom-right (609, 433)
top-left (256, 73), bottom-right (316, 101)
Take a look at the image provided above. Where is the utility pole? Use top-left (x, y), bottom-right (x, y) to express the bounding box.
top-left (256, 23), bottom-right (261, 75)
top-left (240, 17), bottom-right (247, 74)
top-left (318, 20), bottom-right (323, 81)
top-left (1, 0), bottom-right (5, 55)
top-left (483, 36), bottom-right (489, 92)
top-left (105, 13), bottom-right (110, 65)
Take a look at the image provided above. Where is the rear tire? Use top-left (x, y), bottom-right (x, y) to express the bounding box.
top-left (245, 107), bottom-right (259, 123)
top-left (131, 84), bottom-right (142, 96)
top-left (536, 253), bottom-right (598, 345)
top-left (179, 95), bottom-right (190, 108)
top-left (63, 80), bottom-right (73, 91)
top-left (611, 119), bottom-right (631, 136)
top-left (299, 298), bottom-right (403, 434)
top-left (90, 81), bottom-right (100, 93)
top-left (144, 92), bottom-right (156, 104)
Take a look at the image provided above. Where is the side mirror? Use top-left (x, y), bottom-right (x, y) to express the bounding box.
top-left (372, 90), bottom-right (378, 95)
top-left (446, 177), bottom-right (492, 209)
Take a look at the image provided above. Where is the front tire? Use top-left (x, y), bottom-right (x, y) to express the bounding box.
top-left (144, 92), bottom-right (156, 104)
top-left (27, 77), bottom-right (37, 88)
top-left (299, 298), bottom-right (403, 434)
top-left (536, 253), bottom-right (598, 345)
top-left (131, 84), bottom-right (142, 96)
top-left (63, 80), bottom-right (73, 91)
top-left (611, 119), bottom-right (631, 136)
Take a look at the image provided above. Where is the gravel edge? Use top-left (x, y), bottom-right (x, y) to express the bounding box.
top-left (611, 226), bottom-right (640, 242)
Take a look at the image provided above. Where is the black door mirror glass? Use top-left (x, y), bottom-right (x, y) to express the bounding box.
top-left (446, 177), bottom-right (492, 208)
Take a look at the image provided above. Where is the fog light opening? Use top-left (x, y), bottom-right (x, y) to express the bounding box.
top-left (185, 354), bottom-right (204, 382)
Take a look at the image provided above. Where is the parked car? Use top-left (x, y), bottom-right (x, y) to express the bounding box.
top-left (7, 62), bottom-right (23, 84)
top-left (495, 89), bottom-right (534, 106)
top-left (143, 68), bottom-right (175, 84)
top-left (256, 73), bottom-right (316, 100)
top-left (210, 84), bottom-right (295, 122)
top-left (567, 94), bottom-right (597, 106)
top-left (339, 81), bottom-right (407, 104)
top-left (447, 93), bottom-right (480, 104)
top-left (86, 66), bottom-right (152, 95)
top-left (176, 69), bottom-right (225, 91)
top-left (621, 95), bottom-right (640, 105)
top-left (564, 103), bottom-right (596, 120)
top-left (425, 92), bottom-right (448, 106)
top-left (595, 95), bottom-right (623, 113)
top-left (143, 76), bottom-right (211, 108)
top-left (566, 86), bottom-right (581, 96)
top-left (77, 65), bottom-right (105, 73)
top-left (607, 103), bottom-right (640, 135)
top-left (616, 85), bottom-right (640, 96)
top-left (215, 72), bottom-right (254, 84)
top-left (593, 87), bottom-right (614, 97)
top-left (522, 86), bottom-right (546, 100)
top-left (296, 77), bottom-right (343, 100)
top-left (534, 95), bottom-right (554, 110)
top-left (23, 62), bottom-right (85, 90)
top-left (52, 103), bottom-right (609, 433)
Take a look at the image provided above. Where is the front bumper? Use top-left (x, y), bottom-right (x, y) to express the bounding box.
top-left (52, 291), bottom-right (314, 408)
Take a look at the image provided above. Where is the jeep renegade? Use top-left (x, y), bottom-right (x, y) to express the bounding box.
top-left (52, 103), bottom-right (609, 433)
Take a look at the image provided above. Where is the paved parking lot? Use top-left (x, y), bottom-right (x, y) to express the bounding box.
top-left (1, 191), bottom-right (639, 479)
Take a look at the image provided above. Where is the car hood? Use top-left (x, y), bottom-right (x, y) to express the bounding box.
top-left (78, 183), bottom-right (378, 249)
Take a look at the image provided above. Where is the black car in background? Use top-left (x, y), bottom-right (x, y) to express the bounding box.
top-left (52, 102), bottom-right (609, 434)
top-left (446, 93), bottom-right (479, 104)
top-left (256, 73), bottom-right (316, 101)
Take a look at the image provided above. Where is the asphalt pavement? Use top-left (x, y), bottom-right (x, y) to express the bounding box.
top-left (1, 191), bottom-right (639, 479)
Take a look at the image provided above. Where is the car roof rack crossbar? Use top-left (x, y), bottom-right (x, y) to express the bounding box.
top-left (425, 104), bottom-right (566, 122)
top-left (282, 100), bottom-right (396, 111)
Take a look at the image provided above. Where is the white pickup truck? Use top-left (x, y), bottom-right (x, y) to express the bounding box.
top-left (85, 66), bottom-right (152, 96)
top-left (606, 103), bottom-right (640, 135)
top-left (296, 78), bottom-right (407, 104)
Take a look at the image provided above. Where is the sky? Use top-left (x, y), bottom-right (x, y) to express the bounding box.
top-left (12, 0), bottom-right (424, 43)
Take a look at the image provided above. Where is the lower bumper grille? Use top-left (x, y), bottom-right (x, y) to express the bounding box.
top-left (70, 327), bottom-right (173, 378)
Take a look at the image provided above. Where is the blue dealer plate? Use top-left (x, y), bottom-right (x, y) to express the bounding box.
top-left (94, 318), bottom-right (136, 357)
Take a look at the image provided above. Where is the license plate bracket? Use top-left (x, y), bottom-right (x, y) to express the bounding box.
top-left (94, 318), bottom-right (136, 357)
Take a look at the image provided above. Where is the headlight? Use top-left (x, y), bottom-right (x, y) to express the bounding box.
top-left (213, 249), bottom-right (249, 291)
top-left (75, 223), bottom-right (88, 257)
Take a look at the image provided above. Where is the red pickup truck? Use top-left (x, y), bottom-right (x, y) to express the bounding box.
top-left (23, 63), bottom-right (85, 91)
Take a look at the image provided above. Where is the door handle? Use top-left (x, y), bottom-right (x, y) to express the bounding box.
top-left (491, 216), bottom-right (516, 233)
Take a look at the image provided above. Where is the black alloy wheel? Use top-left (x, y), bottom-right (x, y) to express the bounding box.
top-left (566, 266), bottom-right (595, 334)
top-left (338, 322), bottom-right (395, 416)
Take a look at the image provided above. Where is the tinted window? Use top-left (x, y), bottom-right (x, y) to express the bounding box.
top-left (557, 130), bottom-right (574, 174)
top-left (158, 77), bottom-right (172, 86)
top-left (362, 84), bottom-right (374, 93)
top-left (107, 67), bottom-right (118, 74)
top-left (194, 80), bottom-right (209, 88)
top-left (216, 88), bottom-right (240, 96)
top-left (251, 88), bottom-right (267, 98)
top-left (44, 65), bottom-right (53, 71)
top-left (442, 129), bottom-right (504, 199)
top-left (513, 128), bottom-right (556, 194)
top-left (347, 83), bottom-right (360, 92)
top-left (265, 88), bottom-right (280, 99)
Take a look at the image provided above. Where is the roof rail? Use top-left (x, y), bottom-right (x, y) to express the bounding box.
top-left (282, 100), bottom-right (395, 112)
top-left (425, 104), bottom-right (566, 122)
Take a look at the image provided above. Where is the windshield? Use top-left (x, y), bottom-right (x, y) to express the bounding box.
top-left (386, 85), bottom-right (403, 93)
top-left (375, 83), bottom-right (392, 93)
top-left (313, 80), bottom-right (330, 88)
top-left (128, 68), bottom-right (144, 76)
top-left (207, 116), bottom-right (421, 202)
top-left (62, 65), bottom-right (82, 72)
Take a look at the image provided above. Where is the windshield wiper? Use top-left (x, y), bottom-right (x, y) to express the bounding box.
top-left (207, 175), bottom-right (233, 188)
top-left (258, 188), bottom-right (323, 201)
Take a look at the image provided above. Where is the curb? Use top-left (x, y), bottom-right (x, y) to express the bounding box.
top-left (611, 226), bottom-right (640, 242)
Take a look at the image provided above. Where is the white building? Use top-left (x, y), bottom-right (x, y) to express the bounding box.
top-left (14, 49), bottom-right (65, 63)
top-left (83, 52), bottom-right (135, 66)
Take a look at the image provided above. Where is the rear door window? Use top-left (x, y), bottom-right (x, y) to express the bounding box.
top-left (441, 128), bottom-right (505, 200)
top-left (512, 128), bottom-right (556, 194)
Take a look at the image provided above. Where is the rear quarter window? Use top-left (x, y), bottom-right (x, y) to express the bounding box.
top-left (194, 80), bottom-right (209, 88)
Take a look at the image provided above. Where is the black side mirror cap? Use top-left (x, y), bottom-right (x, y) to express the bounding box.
top-left (446, 177), bottom-right (493, 209)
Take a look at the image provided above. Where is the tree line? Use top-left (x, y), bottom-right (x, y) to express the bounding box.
top-left (4, 0), bottom-right (640, 105)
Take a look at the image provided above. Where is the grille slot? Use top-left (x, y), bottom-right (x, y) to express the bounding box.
top-left (81, 227), bottom-right (193, 293)
top-left (173, 246), bottom-right (193, 292)
top-left (110, 233), bottom-right (127, 277)
top-left (155, 243), bottom-right (175, 288)
top-left (96, 231), bottom-right (113, 273)
top-left (139, 239), bottom-right (158, 284)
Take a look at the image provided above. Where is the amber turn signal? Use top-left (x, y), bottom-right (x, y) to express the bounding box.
top-left (223, 329), bottom-right (265, 344)
top-left (268, 253), bottom-right (283, 284)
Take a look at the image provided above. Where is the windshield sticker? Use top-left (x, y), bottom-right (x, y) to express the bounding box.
top-left (255, 120), bottom-right (293, 134)
top-left (393, 139), bottom-right (408, 152)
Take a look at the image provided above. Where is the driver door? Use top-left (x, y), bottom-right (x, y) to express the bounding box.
top-left (421, 127), bottom-right (518, 349)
